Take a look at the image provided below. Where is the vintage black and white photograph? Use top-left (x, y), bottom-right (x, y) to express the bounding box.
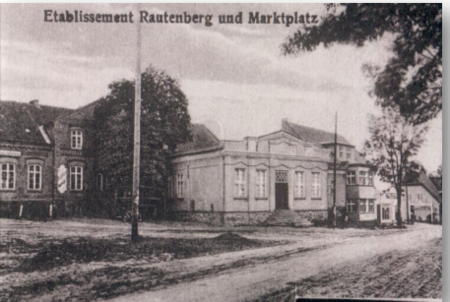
top-left (0, 3), bottom-right (443, 302)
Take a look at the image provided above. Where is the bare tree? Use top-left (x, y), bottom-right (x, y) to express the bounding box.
top-left (365, 107), bottom-right (428, 227)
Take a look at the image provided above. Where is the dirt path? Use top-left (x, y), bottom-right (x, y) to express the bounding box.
top-left (109, 224), bottom-right (441, 302)
top-left (250, 237), bottom-right (442, 301)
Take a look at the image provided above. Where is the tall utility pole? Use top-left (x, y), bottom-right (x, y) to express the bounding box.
top-left (131, 5), bottom-right (142, 241)
top-left (332, 112), bottom-right (338, 229)
top-left (406, 185), bottom-right (410, 223)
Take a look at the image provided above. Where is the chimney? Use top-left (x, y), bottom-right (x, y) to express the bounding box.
top-left (245, 137), bottom-right (257, 152)
top-left (29, 99), bottom-right (41, 109)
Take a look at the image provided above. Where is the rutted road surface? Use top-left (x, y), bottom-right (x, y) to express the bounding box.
top-left (110, 224), bottom-right (441, 302)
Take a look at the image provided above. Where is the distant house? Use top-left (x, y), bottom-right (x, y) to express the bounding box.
top-left (378, 174), bottom-right (441, 225)
top-left (429, 175), bottom-right (442, 222)
top-left (402, 174), bottom-right (441, 223)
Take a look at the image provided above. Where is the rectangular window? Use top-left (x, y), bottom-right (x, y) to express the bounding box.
top-left (339, 146), bottom-right (344, 158)
top-left (28, 164), bottom-right (42, 190)
top-left (359, 199), bottom-right (366, 213)
top-left (275, 170), bottom-right (288, 183)
top-left (347, 171), bottom-right (356, 185)
top-left (417, 193), bottom-right (423, 201)
top-left (255, 169), bottom-right (267, 198)
top-left (177, 173), bottom-right (184, 198)
top-left (346, 148), bottom-right (351, 159)
top-left (1, 163), bottom-right (15, 190)
top-left (71, 130), bottom-right (83, 150)
top-left (311, 172), bottom-right (321, 198)
top-left (359, 171), bottom-right (368, 185)
top-left (97, 174), bottom-right (103, 191)
top-left (358, 199), bottom-right (375, 213)
top-left (368, 172), bottom-right (374, 186)
top-left (347, 200), bottom-right (356, 213)
top-left (70, 166), bottom-right (83, 191)
top-left (235, 168), bottom-right (246, 197)
top-left (295, 171), bottom-right (305, 198)
top-left (382, 207), bottom-right (390, 220)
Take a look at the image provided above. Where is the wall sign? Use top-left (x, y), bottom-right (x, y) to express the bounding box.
top-left (0, 150), bottom-right (21, 157)
top-left (57, 164), bottom-right (68, 194)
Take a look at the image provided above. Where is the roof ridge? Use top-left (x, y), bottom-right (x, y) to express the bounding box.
top-left (289, 120), bottom-right (336, 136)
top-left (404, 173), bottom-right (441, 202)
top-left (286, 120), bottom-right (352, 145)
top-left (285, 121), bottom-right (303, 140)
top-left (197, 123), bottom-right (220, 142)
top-left (1, 100), bottom-right (74, 111)
top-left (51, 99), bottom-right (102, 122)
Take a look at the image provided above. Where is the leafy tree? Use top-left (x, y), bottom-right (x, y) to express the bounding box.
top-left (93, 66), bottom-right (192, 202)
top-left (365, 107), bottom-right (428, 227)
top-left (283, 4), bottom-right (442, 125)
top-left (429, 164), bottom-right (442, 178)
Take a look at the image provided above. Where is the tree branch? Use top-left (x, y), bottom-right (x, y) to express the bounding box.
top-left (418, 52), bottom-right (434, 61)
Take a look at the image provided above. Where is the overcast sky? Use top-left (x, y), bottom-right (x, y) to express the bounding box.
top-left (0, 3), bottom-right (442, 176)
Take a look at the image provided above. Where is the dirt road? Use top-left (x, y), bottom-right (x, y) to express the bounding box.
top-left (110, 224), bottom-right (441, 302)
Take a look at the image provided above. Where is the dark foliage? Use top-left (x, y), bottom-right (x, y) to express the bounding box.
top-left (93, 66), bottom-right (192, 196)
top-left (283, 4), bottom-right (442, 124)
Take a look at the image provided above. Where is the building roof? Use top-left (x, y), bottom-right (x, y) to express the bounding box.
top-left (429, 176), bottom-right (442, 192)
top-left (405, 173), bottom-right (442, 203)
top-left (0, 100), bottom-right (73, 146)
top-left (282, 119), bottom-right (353, 146)
top-left (175, 123), bottom-right (221, 153)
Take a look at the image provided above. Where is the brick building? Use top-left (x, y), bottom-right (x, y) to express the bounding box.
top-left (1, 100), bottom-right (378, 225)
top-left (0, 100), bottom-right (98, 218)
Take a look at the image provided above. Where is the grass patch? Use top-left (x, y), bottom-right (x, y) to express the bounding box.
top-left (16, 232), bottom-right (279, 272)
top-left (1, 232), bottom-right (284, 301)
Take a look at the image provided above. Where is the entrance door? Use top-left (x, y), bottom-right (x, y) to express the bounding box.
top-left (379, 204), bottom-right (391, 223)
top-left (382, 206), bottom-right (390, 220)
top-left (275, 171), bottom-right (289, 209)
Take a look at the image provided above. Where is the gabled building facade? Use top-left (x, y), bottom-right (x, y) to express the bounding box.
top-left (0, 100), bottom-right (99, 218)
top-left (402, 174), bottom-right (441, 223)
top-left (169, 119), bottom-right (378, 226)
top-left (1, 100), bottom-right (378, 226)
top-left (378, 173), bottom-right (442, 225)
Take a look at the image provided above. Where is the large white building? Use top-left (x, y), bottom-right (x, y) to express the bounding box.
top-left (168, 119), bottom-right (378, 226)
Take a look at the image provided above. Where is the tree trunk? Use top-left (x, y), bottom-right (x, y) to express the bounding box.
top-left (395, 186), bottom-right (403, 228)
